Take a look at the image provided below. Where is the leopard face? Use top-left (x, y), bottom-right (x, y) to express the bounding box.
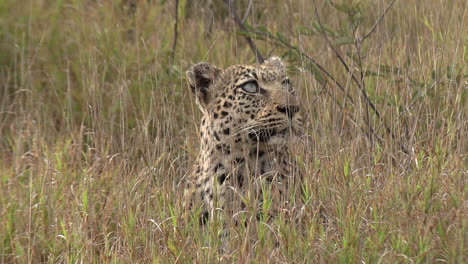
top-left (187, 57), bottom-right (302, 148)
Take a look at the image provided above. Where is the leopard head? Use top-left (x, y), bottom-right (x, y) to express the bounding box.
top-left (187, 57), bottom-right (302, 148)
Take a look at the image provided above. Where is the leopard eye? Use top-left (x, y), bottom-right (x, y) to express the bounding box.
top-left (282, 79), bottom-right (293, 90)
top-left (282, 79), bottom-right (295, 94)
top-left (241, 81), bottom-right (259, 93)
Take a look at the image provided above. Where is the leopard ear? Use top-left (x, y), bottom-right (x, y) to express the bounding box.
top-left (186, 62), bottom-right (221, 107)
top-left (263, 56), bottom-right (286, 75)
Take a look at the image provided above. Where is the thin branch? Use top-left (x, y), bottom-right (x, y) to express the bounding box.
top-left (313, 3), bottom-right (407, 154)
top-left (352, 16), bottom-right (373, 146)
top-left (313, 4), bottom-right (362, 91)
top-left (251, 30), bottom-right (355, 105)
top-left (322, 85), bottom-right (385, 146)
top-left (227, 0), bottom-right (264, 63)
top-left (360, 0), bottom-right (397, 42)
top-left (241, 0), bottom-right (253, 24)
top-left (170, 0), bottom-right (179, 66)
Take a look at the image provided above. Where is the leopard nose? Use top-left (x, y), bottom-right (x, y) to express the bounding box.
top-left (276, 105), bottom-right (299, 119)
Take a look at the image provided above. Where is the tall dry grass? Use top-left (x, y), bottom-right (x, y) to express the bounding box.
top-left (0, 0), bottom-right (466, 262)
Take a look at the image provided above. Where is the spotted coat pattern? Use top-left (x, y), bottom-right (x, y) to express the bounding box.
top-left (184, 57), bottom-right (303, 222)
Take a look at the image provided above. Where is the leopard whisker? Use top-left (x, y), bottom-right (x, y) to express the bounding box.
top-left (222, 123), bottom-right (286, 143)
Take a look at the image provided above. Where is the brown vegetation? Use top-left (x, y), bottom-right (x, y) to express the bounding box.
top-left (0, 0), bottom-right (466, 262)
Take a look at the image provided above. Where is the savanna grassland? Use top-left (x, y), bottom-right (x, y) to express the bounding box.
top-left (0, 0), bottom-right (467, 263)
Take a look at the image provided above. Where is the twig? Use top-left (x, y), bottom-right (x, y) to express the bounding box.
top-left (322, 86), bottom-right (385, 145)
top-left (250, 29), bottom-right (355, 105)
top-left (241, 0), bottom-right (253, 24)
top-left (227, 0), bottom-right (264, 63)
top-left (360, 0), bottom-right (397, 42)
top-left (356, 42), bottom-right (374, 146)
top-left (313, 4), bottom-right (363, 94)
top-left (313, 3), bottom-right (408, 154)
top-left (170, 0), bottom-right (179, 66)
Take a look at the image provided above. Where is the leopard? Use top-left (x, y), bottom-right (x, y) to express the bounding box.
top-left (184, 57), bottom-right (303, 223)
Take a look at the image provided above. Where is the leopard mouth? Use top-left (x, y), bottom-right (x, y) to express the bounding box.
top-left (241, 115), bottom-right (301, 145)
top-left (247, 127), bottom-right (291, 143)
